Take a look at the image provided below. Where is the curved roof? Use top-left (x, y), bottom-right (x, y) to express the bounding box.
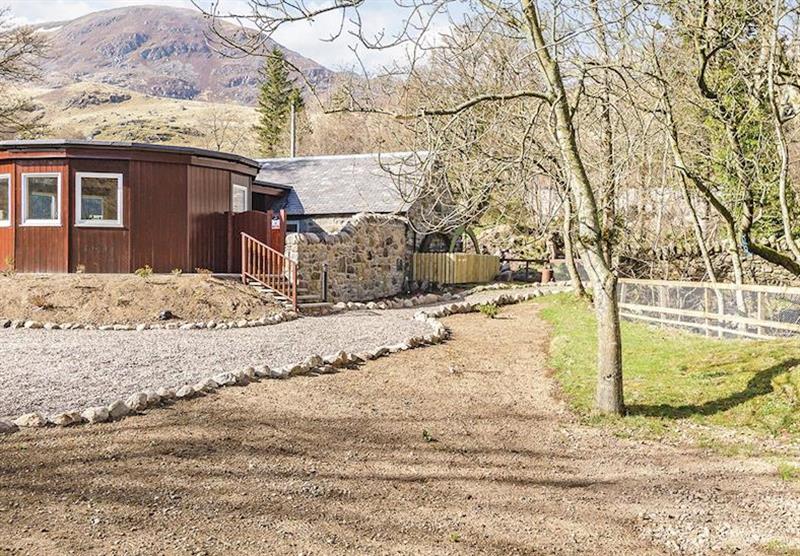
top-left (0, 139), bottom-right (261, 170)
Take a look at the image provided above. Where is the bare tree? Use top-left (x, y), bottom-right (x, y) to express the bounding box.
top-left (202, 104), bottom-right (253, 153)
top-left (0, 8), bottom-right (48, 138)
top-left (199, 0), bottom-right (629, 414)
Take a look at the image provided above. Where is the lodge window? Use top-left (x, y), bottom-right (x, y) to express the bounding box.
top-left (0, 175), bottom-right (9, 227)
top-left (22, 173), bottom-right (61, 227)
top-left (232, 184), bottom-right (248, 213)
top-left (76, 172), bottom-right (123, 227)
top-left (286, 220), bottom-right (300, 233)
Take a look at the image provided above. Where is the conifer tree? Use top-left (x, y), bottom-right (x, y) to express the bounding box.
top-left (255, 47), bottom-right (303, 157)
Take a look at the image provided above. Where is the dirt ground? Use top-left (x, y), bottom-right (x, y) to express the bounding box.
top-left (0, 303), bottom-right (798, 555)
top-left (0, 274), bottom-right (280, 324)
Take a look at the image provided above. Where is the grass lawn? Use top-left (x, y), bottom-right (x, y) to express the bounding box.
top-left (535, 293), bottom-right (800, 442)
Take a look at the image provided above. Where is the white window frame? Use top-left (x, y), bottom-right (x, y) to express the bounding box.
top-left (232, 183), bottom-right (249, 214)
top-left (75, 172), bottom-right (124, 228)
top-left (0, 174), bottom-right (10, 228)
top-left (21, 172), bottom-right (62, 227)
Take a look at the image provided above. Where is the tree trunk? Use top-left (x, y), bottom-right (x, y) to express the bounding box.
top-left (594, 273), bottom-right (624, 414)
top-left (563, 192), bottom-right (586, 297)
top-left (523, 0), bottom-right (623, 415)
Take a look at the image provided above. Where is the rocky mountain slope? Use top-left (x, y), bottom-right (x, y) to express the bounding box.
top-left (33, 5), bottom-right (334, 105)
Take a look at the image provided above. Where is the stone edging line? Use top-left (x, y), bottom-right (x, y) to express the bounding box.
top-left (0, 291), bottom-right (467, 332)
top-left (0, 284), bottom-right (571, 435)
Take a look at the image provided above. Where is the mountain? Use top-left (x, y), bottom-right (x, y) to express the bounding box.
top-left (32, 5), bottom-right (335, 105)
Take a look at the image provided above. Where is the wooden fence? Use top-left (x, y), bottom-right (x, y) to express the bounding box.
top-left (412, 253), bottom-right (499, 284)
top-left (618, 278), bottom-right (800, 339)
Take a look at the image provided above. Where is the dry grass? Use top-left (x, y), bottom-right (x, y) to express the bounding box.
top-left (0, 273), bottom-right (281, 324)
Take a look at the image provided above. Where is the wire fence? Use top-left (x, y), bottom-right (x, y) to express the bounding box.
top-left (618, 278), bottom-right (800, 339)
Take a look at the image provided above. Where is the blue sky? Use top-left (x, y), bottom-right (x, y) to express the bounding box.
top-left (5, 0), bottom-right (454, 70)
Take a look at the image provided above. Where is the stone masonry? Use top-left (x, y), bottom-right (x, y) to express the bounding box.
top-left (620, 237), bottom-right (800, 286)
top-left (285, 213), bottom-right (410, 302)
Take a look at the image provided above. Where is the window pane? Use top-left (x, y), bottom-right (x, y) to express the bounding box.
top-left (26, 176), bottom-right (58, 221)
top-left (80, 177), bottom-right (119, 222)
top-left (232, 186), bottom-right (247, 213)
top-left (0, 177), bottom-right (8, 223)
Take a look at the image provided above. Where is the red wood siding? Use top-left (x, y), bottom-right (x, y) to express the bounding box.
top-left (69, 159), bottom-right (131, 273)
top-left (0, 162), bottom-right (14, 270)
top-left (0, 145), bottom-right (260, 274)
top-left (14, 161), bottom-right (68, 273)
top-left (130, 160), bottom-right (188, 272)
top-left (228, 210), bottom-right (276, 272)
top-left (187, 166), bottom-right (231, 272)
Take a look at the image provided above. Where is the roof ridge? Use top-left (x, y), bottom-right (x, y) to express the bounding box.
top-left (257, 151), bottom-right (419, 164)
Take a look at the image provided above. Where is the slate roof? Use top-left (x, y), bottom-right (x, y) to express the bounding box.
top-left (255, 152), bottom-right (416, 217)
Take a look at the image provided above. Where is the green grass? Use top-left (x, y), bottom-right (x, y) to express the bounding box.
top-left (777, 461), bottom-right (800, 481)
top-left (760, 539), bottom-right (800, 555)
top-left (536, 294), bottom-right (800, 440)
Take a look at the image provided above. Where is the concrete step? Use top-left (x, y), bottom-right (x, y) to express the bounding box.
top-left (298, 301), bottom-right (334, 315)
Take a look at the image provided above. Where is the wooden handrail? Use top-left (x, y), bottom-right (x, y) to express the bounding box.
top-left (241, 232), bottom-right (297, 310)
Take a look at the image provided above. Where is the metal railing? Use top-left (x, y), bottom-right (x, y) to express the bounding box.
top-left (241, 232), bottom-right (297, 309)
top-left (618, 278), bottom-right (800, 339)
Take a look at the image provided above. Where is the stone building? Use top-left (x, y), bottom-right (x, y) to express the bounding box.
top-left (256, 152), bottom-right (413, 234)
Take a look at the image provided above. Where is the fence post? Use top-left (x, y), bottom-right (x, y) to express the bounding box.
top-left (703, 287), bottom-right (711, 337)
top-left (659, 285), bottom-right (668, 327)
top-left (241, 234), bottom-right (247, 284)
top-left (757, 290), bottom-right (764, 337)
top-left (322, 263), bottom-right (329, 302)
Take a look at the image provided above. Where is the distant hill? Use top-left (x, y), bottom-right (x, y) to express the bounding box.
top-left (32, 5), bottom-right (335, 105)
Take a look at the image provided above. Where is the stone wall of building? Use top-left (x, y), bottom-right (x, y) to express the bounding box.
top-left (285, 213), bottom-right (411, 302)
top-left (620, 238), bottom-right (800, 286)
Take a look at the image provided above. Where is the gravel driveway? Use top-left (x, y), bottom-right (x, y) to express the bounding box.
top-left (0, 308), bottom-right (433, 418)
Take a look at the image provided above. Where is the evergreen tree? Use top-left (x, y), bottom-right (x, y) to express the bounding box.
top-left (255, 47), bottom-right (303, 157)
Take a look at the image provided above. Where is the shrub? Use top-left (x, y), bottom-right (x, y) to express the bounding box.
top-left (171, 268), bottom-right (183, 277)
top-left (1, 256), bottom-right (15, 276)
top-left (777, 462), bottom-right (799, 481)
top-left (134, 265), bottom-right (153, 278)
top-left (478, 302), bottom-right (499, 319)
top-left (194, 267), bottom-right (213, 276)
top-left (28, 293), bottom-right (53, 310)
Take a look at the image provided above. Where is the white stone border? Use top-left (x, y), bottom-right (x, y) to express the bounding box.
top-left (330, 291), bottom-right (461, 312)
top-left (0, 310), bottom-right (299, 332)
top-left (0, 284), bottom-right (571, 435)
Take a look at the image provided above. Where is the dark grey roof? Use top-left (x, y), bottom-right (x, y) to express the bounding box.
top-left (0, 139), bottom-right (261, 169)
top-left (256, 152), bottom-right (415, 217)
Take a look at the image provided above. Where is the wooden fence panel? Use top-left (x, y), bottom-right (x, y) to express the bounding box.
top-left (412, 253), bottom-right (499, 284)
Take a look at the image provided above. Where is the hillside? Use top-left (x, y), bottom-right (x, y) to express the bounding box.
top-left (33, 5), bottom-right (334, 105)
top-left (25, 82), bottom-right (261, 157)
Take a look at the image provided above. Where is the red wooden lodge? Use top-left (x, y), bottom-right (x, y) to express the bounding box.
top-left (0, 140), bottom-right (288, 274)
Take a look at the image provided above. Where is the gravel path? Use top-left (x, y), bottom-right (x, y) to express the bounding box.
top-left (0, 309), bottom-right (433, 418)
top-left (1, 300), bottom-right (796, 555)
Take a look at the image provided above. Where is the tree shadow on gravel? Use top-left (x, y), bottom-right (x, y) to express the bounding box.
top-left (627, 357), bottom-right (800, 419)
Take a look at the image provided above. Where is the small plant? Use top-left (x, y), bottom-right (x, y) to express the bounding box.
top-left (171, 268), bottom-right (183, 277)
top-left (194, 267), bottom-right (213, 276)
top-left (777, 462), bottom-right (800, 481)
top-left (478, 302), bottom-right (499, 319)
top-left (28, 293), bottom-right (53, 311)
top-left (1, 256), bottom-right (15, 277)
top-left (449, 532), bottom-right (461, 543)
top-left (75, 264), bottom-right (86, 274)
top-left (134, 265), bottom-right (153, 278)
top-left (422, 429), bottom-right (437, 443)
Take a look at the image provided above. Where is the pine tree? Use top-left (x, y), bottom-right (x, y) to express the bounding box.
top-left (255, 47), bottom-right (303, 157)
